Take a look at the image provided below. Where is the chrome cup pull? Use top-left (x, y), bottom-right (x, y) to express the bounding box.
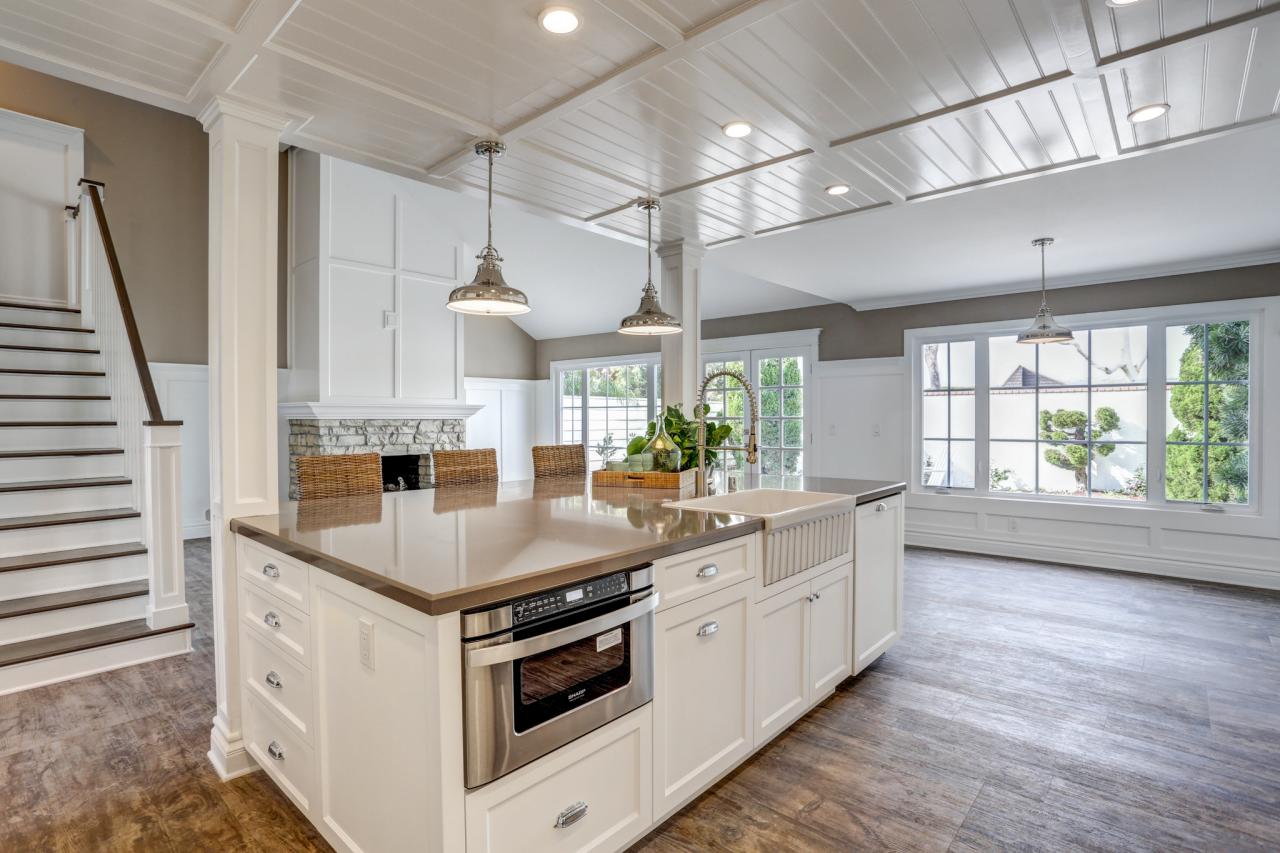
top-left (696, 620), bottom-right (720, 638)
top-left (554, 801), bottom-right (588, 829)
top-left (263, 611), bottom-right (282, 629)
top-left (265, 670), bottom-right (283, 689)
top-left (696, 563), bottom-right (719, 579)
top-left (267, 741), bottom-right (285, 761)
top-left (262, 563), bottom-right (281, 579)
top-left (875, 502), bottom-right (888, 512)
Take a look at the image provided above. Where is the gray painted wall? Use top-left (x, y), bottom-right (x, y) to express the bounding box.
top-left (465, 316), bottom-right (539, 379)
top-left (533, 263), bottom-right (1280, 377)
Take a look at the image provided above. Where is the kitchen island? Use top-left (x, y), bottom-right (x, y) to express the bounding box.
top-left (229, 475), bottom-right (904, 853)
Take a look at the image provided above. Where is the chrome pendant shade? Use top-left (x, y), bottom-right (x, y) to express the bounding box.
top-left (1016, 237), bottom-right (1073, 345)
top-left (447, 141), bottom-right (530, 316)
top-left (618, 198), bottom-right (681, 336)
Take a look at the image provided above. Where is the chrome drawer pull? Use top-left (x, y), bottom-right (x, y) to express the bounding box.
top-left (875, 502), bottom-right (887, 512)
top-left (262, 563), bottom-right (280, 579)
top-left (263, 611), bottom-right (282, 629)
top-left (696, 563), bottom-right (719, 579)
top-left (267, 741), bottom-right (285, 761)
top-left (554, 801), bottom-right (588, 829)
top-left (696, 620), bottom-right (719, 638)
top-left (265, 671), bottom-right (283, 689)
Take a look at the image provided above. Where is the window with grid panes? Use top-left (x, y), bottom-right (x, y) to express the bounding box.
top-left (921, 341), bottom-right (975, 488)
top-left (758, 355), bottom-right (805, 476)
top-left (702, 359), bottom-right (748, 477)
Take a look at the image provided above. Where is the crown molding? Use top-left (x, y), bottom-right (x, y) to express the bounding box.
top-left (198, 95), bottom-right (293, 133)
top-left (279, 401), bottom-right (484, 420)
top-left (849, 249), bottom-right (1280, 311)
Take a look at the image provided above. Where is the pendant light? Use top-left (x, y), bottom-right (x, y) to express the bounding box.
top-left (618, 198), bottom-right (681, 335)
top-left (1016, 237), bottom-right (1073, 345)
top-left (447, 141), bottom-right (530, 316)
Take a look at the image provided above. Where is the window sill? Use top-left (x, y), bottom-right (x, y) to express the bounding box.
top-left (909, 488), bottom-right (1259, 517)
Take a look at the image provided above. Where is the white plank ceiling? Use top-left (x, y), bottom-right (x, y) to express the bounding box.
top-left (0, 0), bottom-right (1277, 300)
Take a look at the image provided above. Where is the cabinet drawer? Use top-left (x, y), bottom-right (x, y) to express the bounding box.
top-left (244, 693), bottom-right (316, 814)
top-left (242, 629), bottom-right (313, 743)
top-left (653, 534), bottom-right (757, 611)
top-left (654, 581), bottom-right (753, 820)
top-left (465, 705), bottom-right (652, 853)
top-left (239, 538), bottom-right (309, 613)
top-left (241, 583), bottom-right (310, 668)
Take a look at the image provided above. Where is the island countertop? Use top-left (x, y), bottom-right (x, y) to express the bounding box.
top-left (231, 475), bottom-right (905, 616)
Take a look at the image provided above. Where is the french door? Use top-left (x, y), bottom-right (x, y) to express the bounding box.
top-left (701, 345), bottom-right (811, 481)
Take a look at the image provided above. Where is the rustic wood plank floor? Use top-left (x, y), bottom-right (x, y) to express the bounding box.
top-left (2, 543), bottom-right (1278, 851)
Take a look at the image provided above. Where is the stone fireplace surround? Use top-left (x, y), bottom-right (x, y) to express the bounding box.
top-left (287, 418), bottom-right (466, 499)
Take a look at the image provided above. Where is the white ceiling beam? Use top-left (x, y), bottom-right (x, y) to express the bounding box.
top-left (425, 0), bottom-right (806, 177)
top-left (189, 0), bottom-right (301, 114)
top-left (591, 0), bottom-right (684, 49)
top-left (1096, 4), bottom-right (1280, 72)
top-left (138, 0), bottom-right (237, 41)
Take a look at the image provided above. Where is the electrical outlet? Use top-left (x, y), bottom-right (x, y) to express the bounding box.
top-left (358, 618), bottom-right (375, 669)
top-left (383, 310), bottom-right (398, 329)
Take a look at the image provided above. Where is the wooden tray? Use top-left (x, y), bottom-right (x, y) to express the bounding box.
top-left (592, 469), bottom-right (696, 491)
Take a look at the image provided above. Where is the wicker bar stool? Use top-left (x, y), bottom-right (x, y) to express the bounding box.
top-left (531, 444), bottom-right (586, 478)
top-left (432, 448), bottom-right (498, 486)
top-left (296, 453), bottom-right (383, 500)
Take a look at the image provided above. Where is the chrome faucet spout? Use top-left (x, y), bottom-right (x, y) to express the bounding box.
top-left (694, 369), bottom-right (759, 497)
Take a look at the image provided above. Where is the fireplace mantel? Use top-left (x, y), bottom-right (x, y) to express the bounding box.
top-left (279, 401), bottom-right (484, 419)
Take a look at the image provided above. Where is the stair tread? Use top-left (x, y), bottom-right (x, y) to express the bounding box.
top-left (0, 368), bottom-right (105, 376)
top-left (0, 343), bottom-right (99, 354)
top-left (0, 321), bottom-right (93, 334)
top-left (0, 580), bottom-right (148, 620)
top-left (0, 421), bottom-right (116, 427)
top-left (0, 300), bottom-right (80, 314)
top-left (0, 507), bottom-right (140, 531)
top-left (0, 394), bottom-right (110, 400)
top-left (0, 542), bottom-right (147, 573)
top-left (0, 618), bottom-right (191, 668)
top-left (0, 476), bottom-right (131, 493)
top-left (0, 447), bottom-right (123, 459)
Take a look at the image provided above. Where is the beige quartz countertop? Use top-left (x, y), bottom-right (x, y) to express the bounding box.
top-left (231, 475), bottom-right (905, 616)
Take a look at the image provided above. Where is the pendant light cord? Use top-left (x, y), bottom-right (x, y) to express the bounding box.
top-left (1039, 240), bottom-right (1047, 309)
top-left (646, 201), bottom-right (653, 285)
top-left (486, 147), bottom-right (494, 251)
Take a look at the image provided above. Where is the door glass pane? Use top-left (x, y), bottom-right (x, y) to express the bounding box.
top-left (783, 356), bottom-right (803, 385)
top-left (761, 448), bottom-right (782, 475)
top-left (782, 388), bottom-right (802, 417)
top-left (783, 419), bottom-right (803, 448)
top-left (760, 388), bottom-right (780, 417)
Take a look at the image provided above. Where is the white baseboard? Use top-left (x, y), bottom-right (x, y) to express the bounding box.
top-left (184, 522), bottom-right (211, 540)
top-left (0, 627), bottom-right (191, 696)
top-left (906, 529), bottom-right (1280, 591)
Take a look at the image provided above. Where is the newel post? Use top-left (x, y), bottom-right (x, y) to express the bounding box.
top-left (143, 423), bottom-right (188, 628)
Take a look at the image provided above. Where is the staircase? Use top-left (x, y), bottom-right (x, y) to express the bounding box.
top-left (0, 182), bottom-right (192, 695)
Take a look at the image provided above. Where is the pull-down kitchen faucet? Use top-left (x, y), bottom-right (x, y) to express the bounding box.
top-left (695, 369), bottom-right (759, 497)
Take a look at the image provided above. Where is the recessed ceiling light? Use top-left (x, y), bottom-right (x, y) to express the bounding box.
top-left (721, 120), bottom-right (752, 138)
top-left (538, 6), bottom-right (579, 34)
top-left (1105, 0), bottom-right (1146, 7)
top-left (825, 184), bottom-right (850, 196)
top-left (1127, 102), bottom-right (1170, 123)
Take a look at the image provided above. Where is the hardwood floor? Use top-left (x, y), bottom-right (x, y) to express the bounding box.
top-left (3, 544), bottom-right (1278, 851)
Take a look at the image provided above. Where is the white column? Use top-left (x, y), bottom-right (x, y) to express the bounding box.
top-left (200, 97), bottom-right (287, 781)
top-left (656, 239), bottom-right (704, 414)
top-left (143, 423), bottom-right (188, 629)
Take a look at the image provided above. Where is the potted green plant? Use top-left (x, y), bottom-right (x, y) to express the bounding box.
top-left (627, 404), bottom-right (734, 473)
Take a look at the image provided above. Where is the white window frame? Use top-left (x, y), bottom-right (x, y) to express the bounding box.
top-left (703, 329), bottom-right (820, 478)
top-left (906, 299), bottom-right (1267, 515)
top-left (550, 353), bottom-right (662, 458)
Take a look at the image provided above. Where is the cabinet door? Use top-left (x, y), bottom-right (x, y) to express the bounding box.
top-left (854, 494), bottom-right (904, 674)
top-left (808, 562), bottom-right (853, 698)
top-left (654, 581), bottom-right (753, 820)
top-left (753, 582), bottom-right (810, 748)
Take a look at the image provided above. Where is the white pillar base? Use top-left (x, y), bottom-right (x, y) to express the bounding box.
top-left (208, 713), bottom-right (258, 780)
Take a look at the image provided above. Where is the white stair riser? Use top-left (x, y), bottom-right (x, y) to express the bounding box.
top-left (0, 375), bottom-right (107, 395)
top-left (0, 426), bottom-right (119, 450)
top-left (0, 349), bottom-right (102, 371)
top-left (0, 328), bottom-right (96, 349)
top-left (0, 306), bottom-right (83, 325)
top-left (0, 454), bottom-right (125, 482)
top-left (0, 516), bottom-right (140, 558)
top-left (0, 628), bottom-right (190, 696)
top-left (0, 483), bottom-right (134, 515)
top-left (0, 594), bottom-right (146, 645)
top-left (0, 553), bottom-right (146, 600)
top-left (0, 398), bottom-right (113, 419)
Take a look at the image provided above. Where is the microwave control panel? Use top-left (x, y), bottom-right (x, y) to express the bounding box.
top-left (511, 572), bottom-right (630, 625)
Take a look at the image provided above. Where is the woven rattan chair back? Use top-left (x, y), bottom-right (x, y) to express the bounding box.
top-left (296, 453), bottom-right (383, 500)
top-left (432, 448), bottom-right (499, 486)
top-left (531, 444), bottom-right (586, 478)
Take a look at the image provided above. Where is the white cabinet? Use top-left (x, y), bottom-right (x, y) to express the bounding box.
top-left (753, 563), bottom-right (854, 748)
top-left (653, 581), bottom-right (753, 820)
top-left (854, 494), bottom-right (905, 674)
top-left (652, 534), bottom-right (757, 612)
top-left (465, 705), bottom-right (653, 853)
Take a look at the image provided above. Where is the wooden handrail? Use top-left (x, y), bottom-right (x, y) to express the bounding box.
top-left (79, 180), bottom-right (181, 427)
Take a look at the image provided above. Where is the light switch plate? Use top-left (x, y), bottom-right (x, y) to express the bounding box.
top-left (358, 618), bottom-right (375, 669)
top-left (383, 311), bottom-right (398, 328)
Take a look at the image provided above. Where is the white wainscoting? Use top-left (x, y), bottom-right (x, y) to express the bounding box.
top-left (813, 358), bottom-right (908, 483)
top-left (465, 377), bottom-right (542, 482)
